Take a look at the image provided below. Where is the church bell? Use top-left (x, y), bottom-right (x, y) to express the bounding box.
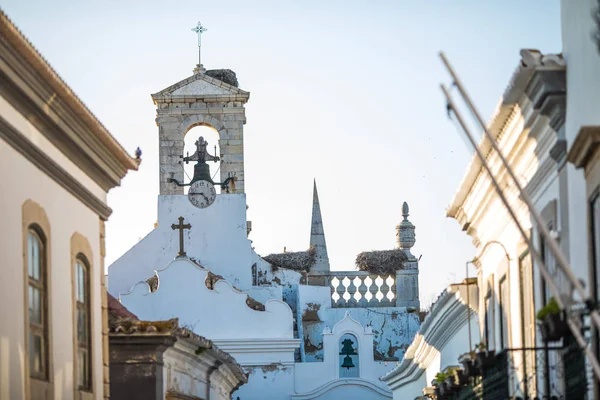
top-left (191, 162), bottom-right (214, 185)
top-left (341, 355), bottom-right (355, 369)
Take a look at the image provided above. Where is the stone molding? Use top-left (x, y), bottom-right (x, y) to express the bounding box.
top-left (291, 378), bottom-right (392, 399)
top-left (380, 283), bottom-right (478, 389)
top-left (151, 73), bottom-right (249, 102)
top-left (568, 125), bottom-right (600, 170)
top-left (0, 11), bottom-right (138, 191)
top-left (211, 338), bottom-right (301, 366)
top-left (0, 116), bottom-right (113, 220)
top-left (447, 50), bottom-right (564, 220)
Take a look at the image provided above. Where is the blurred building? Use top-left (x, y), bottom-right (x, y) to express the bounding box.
top-left (393, 1), bottom-right (600, 399)
top-left (0, 10), bottom-right (138, 399)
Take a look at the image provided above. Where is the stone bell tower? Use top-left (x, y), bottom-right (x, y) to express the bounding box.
top-left (151, 69), bottom-right (250, 195)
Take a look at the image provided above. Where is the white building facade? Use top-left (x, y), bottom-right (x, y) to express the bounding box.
top-left (0, 11), bottom-right (138, 400)
top-left (381, 281), bottom-right (479, 399)
top-left (424, 3), bottom-right (600, 396)
top-left (108, 62), bottom-right (422, 399)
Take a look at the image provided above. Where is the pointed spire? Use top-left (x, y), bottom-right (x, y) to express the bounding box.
top-left (310, 179), bottom-right (330, 272)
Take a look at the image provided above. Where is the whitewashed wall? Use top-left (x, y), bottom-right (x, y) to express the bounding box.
top-left (560, 0), bottom-right (597, 291)
top-left (294, 312), bottom-right (394, 399)
top-left (0, 96), bottom-right (105, 399)
top-left (119, 259), bottom-right (294, 340)
top-left (297, 285), bottom-right (420, 363)
top-left (561, 0), bottom-right (600, 147)
top-left (109, 194), bottom-right (255, 296)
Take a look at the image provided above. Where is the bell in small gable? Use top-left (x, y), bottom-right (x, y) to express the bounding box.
top-left (341, 355), bottom-right (355, 369)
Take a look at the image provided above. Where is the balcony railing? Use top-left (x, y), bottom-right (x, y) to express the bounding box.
top-left (445, 341), bottom-right (586, 400)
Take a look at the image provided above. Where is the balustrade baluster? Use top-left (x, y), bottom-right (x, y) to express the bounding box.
top-left (341, 276), bottom-right (351, 304)
top-left (347, 277), bottom-right (358, 307)
top-left (331, 276), bottom-right (341, 304)
top-left (379, 275), bottom-right (391, 305)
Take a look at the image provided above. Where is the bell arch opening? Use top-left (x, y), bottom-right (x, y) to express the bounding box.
top-left (339, 333), bottom-right (360, 378)
top-left (183, 125), bottom-right (221, 194)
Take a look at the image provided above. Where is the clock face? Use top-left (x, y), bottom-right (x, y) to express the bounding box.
top-left (188, 180), bottom-right (216, 209)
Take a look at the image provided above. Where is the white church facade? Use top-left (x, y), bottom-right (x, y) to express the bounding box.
top-left (108, 63), bottom-right (422, 399)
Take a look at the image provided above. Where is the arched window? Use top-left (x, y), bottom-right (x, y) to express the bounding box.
top-left (27, 227), bottom-right (47, 380)
top-left (75, 256), bottom-right (91, 390)
top-left (339, 333), bottom-right (359, 378)
top-left (184, 125), bottom-right (221, 194)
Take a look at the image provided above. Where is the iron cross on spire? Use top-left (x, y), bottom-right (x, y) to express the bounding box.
top-left (171, 216), bottom-right (192, 257)
top-left (191, 21), bottom-right (208, 67)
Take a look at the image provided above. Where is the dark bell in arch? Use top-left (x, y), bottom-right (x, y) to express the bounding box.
top-left (341, 355), bottom-right (355, 369)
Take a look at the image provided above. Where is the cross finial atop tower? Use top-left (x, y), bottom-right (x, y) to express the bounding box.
top-left (191, 21), bottom-right (208, 74)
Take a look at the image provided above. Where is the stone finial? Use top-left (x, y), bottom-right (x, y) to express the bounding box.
top-left (396, 201), bottom-right (416, 258)
top-left (402, 201), bottom-right (409, 219)
top-left (193, 64), bottom-right (207, 74)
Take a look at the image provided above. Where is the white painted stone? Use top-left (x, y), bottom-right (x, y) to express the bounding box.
top-left (294, 312), bottom-right (394, 399)
top-left (108, 194), bottom-right (255, 295)
top-left (119, 258), bottom-right (294, 339)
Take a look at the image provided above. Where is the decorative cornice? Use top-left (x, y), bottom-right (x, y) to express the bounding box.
top-left (549, 139), bottom-right (567, 164)
top-left (0, 11), bottom-right (139, 190)
top-left (0, 116), bottom-right (112, 219)
top-left (447, 50), bottom-right (564, 220)
top-left (212, 338), bottom-right (301, 354)
top-left (151, 72), bottom-right (250, 103)
top-left (380, 283), bottom-right (477, 388)
top-left (568, 125), bottom-right (600, 169)
top-left (110, 317), bottom-right (248, 386)
top-left (524, 156), bottom-right (558, 199)
top-left (291, 378), bottom-right (392, 399)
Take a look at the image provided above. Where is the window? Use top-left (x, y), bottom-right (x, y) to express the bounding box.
top-left (540, 221), bottom-right (561, 301)
top-left (592, 193), bottom-right (600, 303)
top-left (499, 276), bottom-right (509, 350)
top-left (339, 333), bottom-right (359, 378)
top-left (27, 228), bottom-right (47, 380)
top-left (519, 250), bottom-right (537, 395)
top-left (483, 276), bottom-right (495, 351)
top-left (75, 256), bottom-right (91, 390)
top-left (591, 192), bottom-right (600, 364)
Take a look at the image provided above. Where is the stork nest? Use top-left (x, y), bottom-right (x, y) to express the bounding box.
top-left (263, 246), bottom-right (316, 272)
top-left (355, 249), bottom-right (407, 275)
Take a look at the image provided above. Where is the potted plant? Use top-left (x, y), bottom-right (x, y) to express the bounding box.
top-left (435, 372), bottom-right (449, 397)
top-left (474, 342), bottom-right (495, 371)
top-left (459, 351), bottom-right (479, 378)
top-left (536, 297), bottom-right (568, 342)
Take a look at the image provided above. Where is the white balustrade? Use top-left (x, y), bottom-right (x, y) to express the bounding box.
top-left (329, 272), bottom-right (396, 308)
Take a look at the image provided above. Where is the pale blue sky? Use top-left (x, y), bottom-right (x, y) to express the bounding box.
top-left (3, 1), bottom-right (561, 306)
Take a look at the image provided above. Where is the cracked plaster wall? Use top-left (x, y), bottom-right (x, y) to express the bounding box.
top-left (297, 285), bottom-right (420, 363)
top-left (234, 364), bottom-right (294, 400)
